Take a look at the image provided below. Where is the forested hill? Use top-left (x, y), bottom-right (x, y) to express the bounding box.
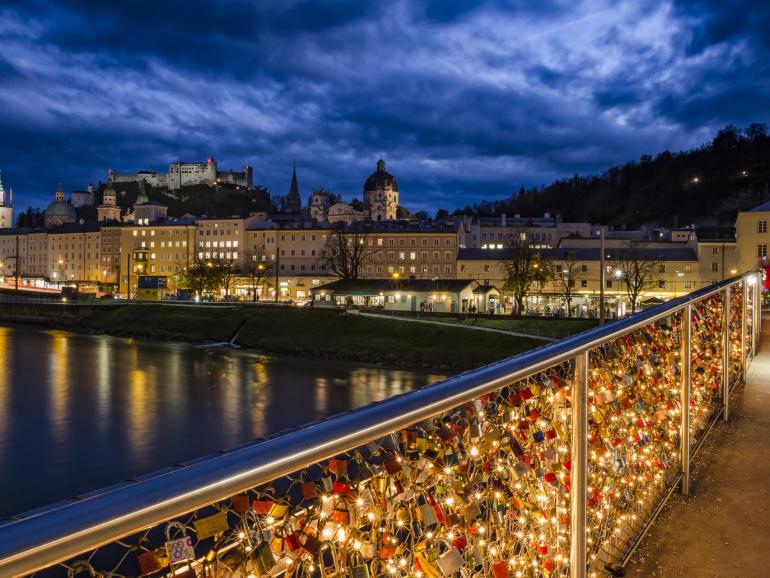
top-left (459, 124), bottom-right (770, 227)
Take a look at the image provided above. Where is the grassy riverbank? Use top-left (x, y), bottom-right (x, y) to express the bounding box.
top-left (75, 304), bottom-right (543, 371)
top-left (416, 315), bottom-right (598, 337)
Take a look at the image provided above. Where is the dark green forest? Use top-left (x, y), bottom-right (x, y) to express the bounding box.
top-left (457, 124), bottom-right (770, 227)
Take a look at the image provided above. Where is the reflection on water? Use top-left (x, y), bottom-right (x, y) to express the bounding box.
top-left (0, 325), bottom-right (445, 517)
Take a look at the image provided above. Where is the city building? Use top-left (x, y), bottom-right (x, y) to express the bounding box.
top-left (309, 189), bottom-right (331, 222)
top-left (363, 159), bottom-right (399, 221)
top-left (360, 221), bottom-right (466, 279)
top-left (195, 216), bottom-right (268, 270)
top-left (108, 158), bottom-right (252, 191)
top-left (457, 243), bottom-right (700, 317)
top-left (134, 201), bottom-right (169, 225)
top-left (694, 227), bottom-right (737, 283)
top-left (467, 214), bottom-right (593, 249)
top-left (117, 220), bottom-right (196, 298)
top-left (43, 183), bottom-right (77, 228)
top-left (97, 183), bottom-right (122, 223)
top-left (311, 278), bottom-right (499, 312)
top-left (735, 202), bottom-right (770, 274)
top-left (327, 203), bottom-right (369, 224)
top-left (0, 171), bottom-right (14, 229)
top-left (46, 223), bottom-right (103, 287)
top-left (71, 185), bottom-right (95, 208)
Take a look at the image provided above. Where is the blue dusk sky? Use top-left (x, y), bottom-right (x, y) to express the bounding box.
top-left (0, 0), bottom-right (768, 214)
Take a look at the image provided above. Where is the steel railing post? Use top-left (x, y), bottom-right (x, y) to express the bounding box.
top-left (741, 280), bottom-right (747, 381)
top-left (747, 275), bottom-right (757, 358)
top-left (723, 287), bottom-right (730, 420)
top-left (754, 273), bottom-right (760, 355)
top-left (570, 350), bottom-right (588, 578)
top-left (681, 304), bottom-right (692, 495)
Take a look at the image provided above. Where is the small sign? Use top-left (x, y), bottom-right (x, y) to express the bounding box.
top-left (165, 535), bottom-right (195, 563)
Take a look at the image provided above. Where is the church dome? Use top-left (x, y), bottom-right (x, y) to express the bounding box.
top-left (44, 199), bottom-right (76, 219)
top-left (44, 183), bottom-right (76, 221)
top-left (364, 159), bottom-right (398, 192)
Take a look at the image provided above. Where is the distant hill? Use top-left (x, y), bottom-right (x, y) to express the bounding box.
top-left (457, 124), bottom-right (770, 227)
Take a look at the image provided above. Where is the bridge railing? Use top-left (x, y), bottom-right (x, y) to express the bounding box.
top-left (0, 272), bottom-right (761, 578)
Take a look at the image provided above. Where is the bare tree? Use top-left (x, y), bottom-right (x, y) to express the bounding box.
top-left (242, 249), bottom-right (274, 302)
top-left (615, 242), bottom-right (661, 314)
top-left (501, 237), bottom-right (551, 315)
top-left (554, 250), bottom-right (584, 317)
top-left (322, 226), bottom-right (376, 280)
top-left (211, 258), bottom-right (236, 298)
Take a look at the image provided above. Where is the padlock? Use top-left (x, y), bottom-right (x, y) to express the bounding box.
top-left (417, 503), bottom-right (438, 527)
top-left (137, 550), bottom-right (164, 576)
top-left (193, 510), bottom-right (228, 540)
top-left (231, 493), bottom-right (250, 513)
top-left (252, 541), bottom-right (276, 574)
top-left (302, 480), bottom-right (321, 501)
top-left (491, 560), bottom-right (509, 578)
top-left (437, 545), bottom-right (463, 576)
top-left (329, 457), bottom-right (348, 477)
top-left (349, 563), bottom-right (371, 578)
top-left (332, 505), bottom-right (350, 525)
top-left (318, 542), bottom-right (343, 578)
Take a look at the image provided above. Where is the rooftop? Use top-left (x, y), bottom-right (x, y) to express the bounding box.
top-left (458, 246), bottom-right (699, 262)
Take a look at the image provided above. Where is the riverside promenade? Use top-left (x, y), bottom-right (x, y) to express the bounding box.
top-left (626, 315), bottom-right (770, 577)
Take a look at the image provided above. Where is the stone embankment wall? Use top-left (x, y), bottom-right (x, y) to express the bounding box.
top-left (0, 302), bottom-right (117, 325)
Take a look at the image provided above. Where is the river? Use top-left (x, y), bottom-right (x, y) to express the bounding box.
top-left (0, 324), bottom-right (445, 517)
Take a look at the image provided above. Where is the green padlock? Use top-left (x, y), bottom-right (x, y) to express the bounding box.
top-left (349, 564), bottom-right (370, 578)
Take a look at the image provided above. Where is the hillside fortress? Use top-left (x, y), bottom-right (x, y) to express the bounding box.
top-left (108, 158), bottom-right (252, 191)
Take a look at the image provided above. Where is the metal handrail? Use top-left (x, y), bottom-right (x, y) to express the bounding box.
top-left (0, 273), bottom-right (756, 577)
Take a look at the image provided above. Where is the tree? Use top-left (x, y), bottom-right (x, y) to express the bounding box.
top-left (211, 258), bottom-right (236, 297)
top-left (501, 237), bottom-right (551, 315)
top-left (242, 249), bottom-right (274, 301)
top-left (176, 257), bottom-right (215, 297)
top-left (322, 226), bottom-right (376, 280)
top-left (615, 242), bottom-right (661, 314)
top-left (554, 251), bottom-right (584, 317)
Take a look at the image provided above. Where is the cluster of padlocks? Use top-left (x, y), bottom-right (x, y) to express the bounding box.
top-left (51, 287), bottom-right (749, 578)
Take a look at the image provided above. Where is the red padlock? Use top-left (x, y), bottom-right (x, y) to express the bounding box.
top-left (492, 560), bottom-right (509, 578)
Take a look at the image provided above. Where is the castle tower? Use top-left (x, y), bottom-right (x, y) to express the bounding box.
top-left (363, 159), bottom-right (399, 221)
top-left (0, 170), bottom-right (13, 229)
top-left (284, 164), bottom-right (301, 213)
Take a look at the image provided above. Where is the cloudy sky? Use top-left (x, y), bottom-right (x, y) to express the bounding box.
top-left (0, 0), bottom-right (768, 214)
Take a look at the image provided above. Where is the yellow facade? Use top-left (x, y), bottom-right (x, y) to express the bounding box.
top-left (47, 228), bottom-right (103, 288)
top-left (118, 223), bottom-right (195, 297)
top-left (735, 208), bottom-right (769, 273)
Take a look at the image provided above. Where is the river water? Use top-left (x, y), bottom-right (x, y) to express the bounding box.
top-left (0, 324), bottom-right (445, 517)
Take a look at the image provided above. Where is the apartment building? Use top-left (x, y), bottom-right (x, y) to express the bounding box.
top-left (694, 227), bottom-right (737, 284)
top-left (457, 244), bottom-right (700, 317)
top-left (117, 221), bottom-right (196, 297)
top-left (466, 214), bottom-right (593, 249)
top-left (735, 202), bottom-right (770, 274)
top-left (361, 221), bottom-right (464, 279)
top-left (46, 223), bottom-right (103, 286)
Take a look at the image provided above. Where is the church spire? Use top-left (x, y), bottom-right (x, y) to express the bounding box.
top-left (0, 170), bottom-right (5, 206)
top-left (285, 163), bottom-right (301, 213)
